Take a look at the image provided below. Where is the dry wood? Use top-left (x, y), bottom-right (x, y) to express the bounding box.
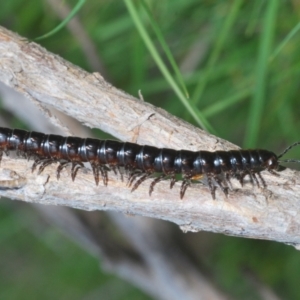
top-left (0, 25), bottom-right (300, 248)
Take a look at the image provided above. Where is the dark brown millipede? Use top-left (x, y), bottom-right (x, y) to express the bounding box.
top-left (0, 127), bottom-right (299, 199)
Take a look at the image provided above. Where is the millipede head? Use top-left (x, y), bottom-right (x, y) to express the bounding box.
top-left (256, 150), bottom-right (279, 170)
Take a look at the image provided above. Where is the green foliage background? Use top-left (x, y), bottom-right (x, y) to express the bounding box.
top-left (1, 1), bottom-right (300, 299)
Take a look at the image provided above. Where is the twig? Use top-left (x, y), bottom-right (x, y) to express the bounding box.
top-left (1, 25), bottom-right (300, 248)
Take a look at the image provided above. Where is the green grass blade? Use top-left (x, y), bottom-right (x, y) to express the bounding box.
top-left (124, 0), bottom-right (214, 132)
top-left (35, 0), bottom-right (86, 41)
top-left (270, 21), bottom-right (300, 61)
top-left (140, 0), bottom-right (189, 98)
top-left (245, 1), bottom-right (264, 36)
top-left (192, 0), bottom-right (243, 104)
top-left (244, 0), bottom-right (279, 147)
top-left (202, 87), bottom-right (252, 118)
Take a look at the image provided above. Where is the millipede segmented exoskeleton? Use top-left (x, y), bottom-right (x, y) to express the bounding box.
top-left (0, 127), bottom-right (299, 199)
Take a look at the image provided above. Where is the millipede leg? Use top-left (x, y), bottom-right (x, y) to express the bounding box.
top-left (213, 176), bottom-right (228, 197)
top-left (32, 159), bottom-right (45, 173)
top-left (247, 172), bottom-right (255, 186)
top-left (170, 174), bottom-right (176, 189)
top-left (128, 170), bottom-right (142, 187)
top-left (110, 164), bottom-right (124, 181)
top-left (257, 172), bottom-right (267, 188)
top-left (237, 172), bottom-right (246, 187)
top-left (268, 169), bottom-right (280, 176)
top-left (38, 159), bottom-right (59, 175)
top-left (225, 173), bottom-right (233, 190)
top-left (99, 165), bottom-right (109, 186)
top-left (251, 172), bottom-right (260, 187)
top-left (71, 162), bottom-right (84, 181)
top-left (117, 165), bottom-right (124, 181)
top-left (91, 162), bottom-right (100, 185)
top-left (207, 175), bottom-right (216, 200)
top-left (149, 174), bottom-right (166, 196)
top-left (110, 165), bottom-right (118, 176)
top-left (180, 178), bottom-right (191, 199)
top-left (25, 152), bottom-right (33, 161)
top-left (56, 162), bottom-right (69, 180)
top-left (124, 165), bottom-right (133, 175)
top-left (131, 172), bottom-right (152, 192)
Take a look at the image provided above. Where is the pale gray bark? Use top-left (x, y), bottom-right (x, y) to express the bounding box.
top-left (0, 25), bottom-right (230, 300)
top-left (0, 25), bottom-right (300, 251)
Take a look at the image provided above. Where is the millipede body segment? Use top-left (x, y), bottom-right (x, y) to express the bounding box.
top-left (0, 127), bottom-right (297, 199)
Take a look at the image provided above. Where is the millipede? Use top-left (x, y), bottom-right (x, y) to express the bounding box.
top-left (0, 127), bottom-right (299, 199)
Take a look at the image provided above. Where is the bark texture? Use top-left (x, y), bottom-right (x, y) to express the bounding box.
top-left (0, 25), bottom-right (300, 248)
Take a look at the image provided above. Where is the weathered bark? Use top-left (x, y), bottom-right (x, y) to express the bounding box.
top-left (0, 25), bottom-right (300, 248)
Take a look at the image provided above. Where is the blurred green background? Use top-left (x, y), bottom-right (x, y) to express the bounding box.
top-left (1, 0), bottom-right (300, 299)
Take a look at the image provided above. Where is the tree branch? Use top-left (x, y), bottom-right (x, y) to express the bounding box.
top-left (1, 25), bottom-right (300, 247)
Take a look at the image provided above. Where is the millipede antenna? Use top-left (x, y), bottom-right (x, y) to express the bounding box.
top-left (278, 141), bottom-right (300, 162)
top-left (279, 159), bottom-right (300, 164)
